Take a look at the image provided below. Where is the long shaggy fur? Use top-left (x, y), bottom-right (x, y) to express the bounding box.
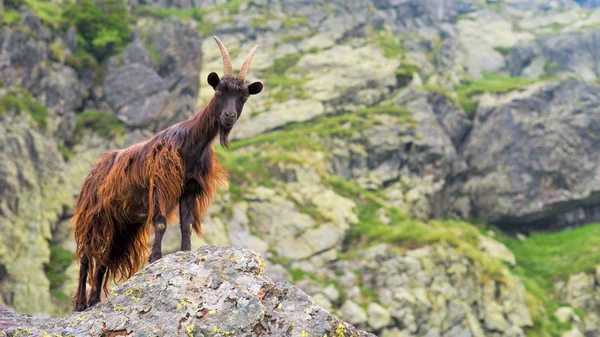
top-left (72, 98), bottom-right (227, 302)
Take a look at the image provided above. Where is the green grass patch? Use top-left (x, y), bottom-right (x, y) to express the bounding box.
top-left (25, 0), bottom-right (65, 29)
top-left (0, 10), bottom-right (21, 26)
top-left (499, 224), bottom-right (600, 287)
top-left (494, 46), bottom-right (513, 56)
top-left (267, 53), bottom-right (303, 75)
top-left (229, 105), bottom-right (415, 157)
top-left (48, 41), bottom-right (65, 62)
top-left (544, 61), bottom-right (561, 77)
top-left (73, 109), bottom-right (125, 141)
top-left (370, 28), bottom-right (405, 59)
top-left (489, 224), bottom-right (600, 336)
top-left (230, 104), bottom-right (415, 153)
top-left (456, 72), bottom-right (533, 117)
top-left (328, 176), bottom-right (506, 282)
top-left (64, 0), bottom-right (130, 62)
top-left (251, 16), bottom-right (270, 27)
top-left (260, 53), bottom-right (307, 103)
top-left (0, 90), bottom-right (50, 129)
top-left (281, 15), bottom-right (307, 29)
top-left (289, 268), bottom-right (313, 282)
top-left (135, 0), bottom-right (243, 36)
top-left (135, 6), bottom-right (204, 20)
top-left (215, 147), bottom-right (274, 185)
top-left (44, 244), bottom-right (75, 302)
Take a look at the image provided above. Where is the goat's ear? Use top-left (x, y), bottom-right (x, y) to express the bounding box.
top-left (248, 82), bottom-right (263, 95)
top-left (208, 72), bottom-right (220, 89)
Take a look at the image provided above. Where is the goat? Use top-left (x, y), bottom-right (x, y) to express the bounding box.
top-left (72, 36), bottom-right (263, 311)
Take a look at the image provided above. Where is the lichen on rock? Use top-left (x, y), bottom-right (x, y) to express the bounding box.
top-left (0, 246), bottom-right (375, 337)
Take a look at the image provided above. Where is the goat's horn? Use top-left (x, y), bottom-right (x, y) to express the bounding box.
top-left (214, 36), bottom-right (233, 77)
top-left (238, 45), bottom-right (259, 81)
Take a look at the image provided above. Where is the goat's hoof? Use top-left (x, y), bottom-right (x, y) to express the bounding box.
top-left (88, 297), bottom-right (100, 307)
top-left (74, 303), bottom-right (87, 312)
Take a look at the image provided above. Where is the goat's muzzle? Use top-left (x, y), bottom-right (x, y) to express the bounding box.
top-left (220, 111), bottom-right (237, 129)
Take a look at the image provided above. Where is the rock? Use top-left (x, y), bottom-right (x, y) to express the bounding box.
top-left (508, 27), bottom-right (600, 80)
top-left (296, 45), bottom-right (399, 107)
top-left (562, 328), bottom-right (585, 337)
top-left (479, 236), bottom-right (516, 266)
top-left (0, 15), bottom-right (84, 140)
top-left (122, 39), bottom-right (153, 68)
top-left (0, 114), bottom-right (72, 315)
top-left (340, 300), bottom-right (368, 326)
top-left (0, 246), bottom-right (375, 336)
top-left (454, 80), bottom-right (600, 230)
top-left (331, 245), bottom-right (532, 337)
top-left (231, 99), bottom-right (325, 140)
top-left (145, 18), bottom-right (203, 80)
top-left (103, 63), bottom-right (167, 127)
top-left (565, 271), bottom-right (597, 311)
top-left (555, 307), bottom-right (580, 323)
top-left (311, 293), bottom-right (334, 312)
top-left (265, 264), bottom-right (292, 283)
top-left (367, 302), bottom-right (392, 330)
top-left (323, 284), bottom-right (341, 302)
top-left (103, 18), bottom-right (202, 131)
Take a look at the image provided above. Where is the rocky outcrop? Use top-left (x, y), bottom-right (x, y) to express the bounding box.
top-left (0, 113), bottom-right (71, 315)
top-left (558, 267), bottom-right (600, 337)
top-left (0, 246), bottom-right (375, 337)
top-left (104, 18), bottom-right (202, 133)
top-left (508, 27), bottom-right (600, 80)
top-left (314, 244), bottom-right (532, 337)
top-left (449, 80), bottom-right (600, 230)
top-left (0, 13), bottom-right (85, 140)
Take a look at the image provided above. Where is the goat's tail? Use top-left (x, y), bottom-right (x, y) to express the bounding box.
top-left (72, 151), bottom-right (150, 305)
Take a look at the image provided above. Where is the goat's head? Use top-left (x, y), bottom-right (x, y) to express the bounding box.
top-left (209, 36), bottom-right (263, 144)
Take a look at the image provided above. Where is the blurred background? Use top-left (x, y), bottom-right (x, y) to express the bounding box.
top-left (2, 0), bottom-right (600, 336)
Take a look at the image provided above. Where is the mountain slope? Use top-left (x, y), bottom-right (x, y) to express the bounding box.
top-left (2, 0), bottom-right (600, 336)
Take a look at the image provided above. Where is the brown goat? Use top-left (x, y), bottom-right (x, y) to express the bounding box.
top-left (72, 36), bottom-right (263, 311)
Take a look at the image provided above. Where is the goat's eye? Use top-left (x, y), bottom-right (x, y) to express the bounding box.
top-left (243, 95), bottom-right (249, 101)
top-left (215, 90), bottom-right (221, 96)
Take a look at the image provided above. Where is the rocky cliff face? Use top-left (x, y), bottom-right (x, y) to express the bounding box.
top-left (3, 0), bottom-right (600, 336)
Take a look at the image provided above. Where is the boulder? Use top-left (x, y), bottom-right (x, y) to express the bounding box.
top-left (0, 246), bottom-right (375, 337)
top-left (508, 27), bottom-right (600, 80)
top-left (453, 80), bottom-right (600, 230)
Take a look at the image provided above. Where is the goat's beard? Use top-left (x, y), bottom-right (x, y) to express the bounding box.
top-left (219, 127), bottom-right (232, 148)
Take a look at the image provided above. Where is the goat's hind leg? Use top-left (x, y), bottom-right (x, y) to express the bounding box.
top-left (179, 194), bottom-right (195, 251)
top-left (149, 214), bottom-right (167, 263)
top-left (73, 255), bottom-right (90, 311)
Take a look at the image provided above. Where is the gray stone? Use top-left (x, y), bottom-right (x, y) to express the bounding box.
top-left (479, 236), bottom-right (516, 266)
top-left (555, 307), bottom-right (580, 323)
top-left (123, 39), bottom-right (153, 67)
top-left (340, 300), bottom-right (368, 326)
top-left (145, 18), bottom-right (203, 80)
top-left (311, 293), bottom-right (333, 312)
top-left (367, 302), bottom-right (392, 330)
top-left (562, 328), bottom-right (585, 337)
top-left (0, 247), bottom-right (376, 336)
top-left (104, 63), bottom-right (166, 125)
top-left (323, 284), bottom-right (341, 302)
top-left (454, 80), bottom-right (600, 229)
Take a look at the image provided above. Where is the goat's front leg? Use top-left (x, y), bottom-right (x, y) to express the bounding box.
top-left (149, 214), bottom-right (167, 263)
top-left (179, 194), bottom-right (196, 251)
top-left (88, 265), bottom-right (107, 307)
